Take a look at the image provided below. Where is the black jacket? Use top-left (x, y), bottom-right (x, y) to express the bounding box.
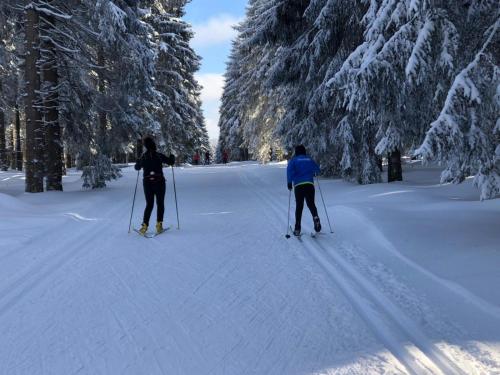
top-left (134, 151), bottom-right (175, 180)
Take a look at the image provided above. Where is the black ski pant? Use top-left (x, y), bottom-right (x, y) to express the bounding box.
top-left (143, 178), bottom-right (166, 225)
top-left (294, 183), bottom-right (318, 228)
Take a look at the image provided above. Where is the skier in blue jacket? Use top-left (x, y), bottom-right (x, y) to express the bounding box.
top-left (287, 145), bottom-right (322, 236)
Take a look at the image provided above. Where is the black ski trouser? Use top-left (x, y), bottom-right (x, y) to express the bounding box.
top-left (294, 183), bottom-right (318, 228)
top-left (143, 177), bottom-right (166, 225)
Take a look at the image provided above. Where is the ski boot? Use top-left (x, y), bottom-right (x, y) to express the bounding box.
top-left (156, 221), bottom-right (164, 234)
top-left (293, 224), bottom-right (301, 237)
top-left (313, 216), bottom-right (322, 233)
top-left (138, 223), bottom-right (148, 236)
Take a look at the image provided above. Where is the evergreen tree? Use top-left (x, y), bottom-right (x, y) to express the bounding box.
top-left (0, 0), bottom-right (209, 191)
top-left (417, 5), bottom-right (499, 200)
top-left (218, 0), bottom-right (498, 199)
top-left (146, 0), bottom-right (209, 160)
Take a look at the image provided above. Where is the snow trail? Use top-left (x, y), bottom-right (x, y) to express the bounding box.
top-left (241, 168), bottom-right (465, 375)
top-left (243, 163), bottom-right (500, 374)
top-left (0, 164), bottom-right (499, 374)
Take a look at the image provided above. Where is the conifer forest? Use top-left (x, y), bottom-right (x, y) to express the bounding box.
top-left (0, 0), bottom-right (209, 191)
top-left (216, 0), bottom-right (499, 200)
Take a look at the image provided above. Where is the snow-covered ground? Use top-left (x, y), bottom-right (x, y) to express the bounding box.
top-left (0, 162), bottom-right (499, 375)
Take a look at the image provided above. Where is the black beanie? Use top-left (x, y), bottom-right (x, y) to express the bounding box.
top-left (295, 145), bottom-right (306, 156)
top-left (143, 137), bottom-right (156, 152)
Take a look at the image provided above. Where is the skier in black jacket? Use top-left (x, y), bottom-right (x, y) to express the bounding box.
top-left (134, 137), bottom-right (175, 235)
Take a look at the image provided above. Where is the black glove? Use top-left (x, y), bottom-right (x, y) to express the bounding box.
top-left (134, 159), bottom-right (142, 171)
top-left (168, 154), bottom-right (176, 166)
top-left (287, 182), bottom-right (293, 191)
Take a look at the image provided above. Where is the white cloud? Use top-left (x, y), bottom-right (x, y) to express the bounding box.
top-left (196, 73), bottom-right (225, 102)
top-left (192, 15), bottom-right (241, 48)
top-left (196, 73), bottom-right (226, 140)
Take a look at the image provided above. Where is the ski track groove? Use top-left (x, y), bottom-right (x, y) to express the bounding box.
top-left (110, 257), bottom-right (207, 374)
top-left (108, 265), bottom-right (171, 375)
top-left (122, 257), bottom-right (208, 365)
top-left (0, 199), bottom-right (127, 320)
top-left (332, 204), bottom-right (500, 321)
top-left (242, 168), bottom-right (467, 375)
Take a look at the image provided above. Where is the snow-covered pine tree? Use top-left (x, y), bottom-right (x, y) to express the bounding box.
top-left (216, 3), bottom-right (254, 162)
top-left (217, 0), bottom-right (289, 162)
top-left (416, 2), bottom-right (500, 200)
top-left (145, 0), bottom-right (209, 161)
top-left (242, 0), bottom-right (311, 161)
top-left (217, 36), bottom-right (251, 162)
top-left (79, 0), bottom-right (160, 188)
top-left (326, 0), bottom-right (498, 196)
top-left (270, 0), bottom-right (369, 179)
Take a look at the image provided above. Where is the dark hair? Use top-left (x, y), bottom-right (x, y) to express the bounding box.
top-left (295, 145), bottom-right (306, 156)
top-left (143, 137), bottom-right (156, 152)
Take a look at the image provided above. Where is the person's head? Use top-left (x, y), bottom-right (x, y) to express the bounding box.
top-left (143, 136), bottom-right (156, 152)
top-left (295, 145), bottom-right (306, 156)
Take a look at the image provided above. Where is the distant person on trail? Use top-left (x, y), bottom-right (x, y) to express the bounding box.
top-left (287, 145), bottom-right (321, 236)
top-left (205, 151), bottom-right (211, 165)
top-left (222, 150), bottom-right (229, 164)
top-left (134, 137), bottom-right (175, 235)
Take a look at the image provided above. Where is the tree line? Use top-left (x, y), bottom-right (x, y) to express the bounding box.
top-left (0, 0), bottom-right (209, 192)
top-left (217, 0), bottom-right (499, 200)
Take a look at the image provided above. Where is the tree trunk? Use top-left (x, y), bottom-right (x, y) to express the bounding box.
top-left (0, 109), bottom-right (7, 171)
top-left (15, 105), bottom-right (23, 171)
top-left (10, 127), bottom-right (16, 169)
top-left (136, 138), bottom-right (142, 161)
top-left (25, 4), bottom-right (44, 193)
top-left (97, 49), bottom-right (107, 154)
top-left (42, 12), bottom-right (63, 191)
top-left (65, 152), bottom-right (72, 169)
top-left (387, 149), bottom-right (403, 182)
top-left (377, 156), bottom-right (383, 172)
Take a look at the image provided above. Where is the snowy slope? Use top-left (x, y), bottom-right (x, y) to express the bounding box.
top-left (0, 163), bottom-right (499, 375)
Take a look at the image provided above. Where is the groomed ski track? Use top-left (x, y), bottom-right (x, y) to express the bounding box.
top-left (241, 169), bottom-right (466, 375)
top-left (0, 163), bottom-right (499, 374)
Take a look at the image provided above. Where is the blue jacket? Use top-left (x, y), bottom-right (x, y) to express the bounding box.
top-left (287, 155), bottom-right (320, 186)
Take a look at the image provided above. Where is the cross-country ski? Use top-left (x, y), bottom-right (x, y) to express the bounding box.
top-left (134, 226), bottom-right (171, 239)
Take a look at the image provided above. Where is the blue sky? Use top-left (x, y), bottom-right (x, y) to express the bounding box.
top-left (184, 0), bottom-right (248, 140)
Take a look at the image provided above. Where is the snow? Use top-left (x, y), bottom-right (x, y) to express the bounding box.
top-left (0, 162), bottom-right (499, 374)
top-left (406, 18), bottom-right (435, 81)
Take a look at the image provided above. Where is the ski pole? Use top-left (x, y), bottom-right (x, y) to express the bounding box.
top-left (315, 176), bottom-right (334, 233)
top-left (285, 189), bottom-right (292, 239)
top-left (171, 166), bottom-right (180, 229)
top-left (128, 170), bottom-right (140, 233)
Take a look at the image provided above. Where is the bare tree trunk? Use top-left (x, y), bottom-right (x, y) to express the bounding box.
top-left (10, 127), bottom-right (16, 169)
top-left (136, 138), bottom-right (142, 161)
top-left (0, 109), bottom-right (7, 171)
top-left (15, 104), bottom-right (23, 171)
top-left (41, 12), bottom-right (62, 191)
top-left (25, 4), bottom-right (44, 193)
top-left (388, 149), bottom-right (403, 182)
top-left (376, 156), bottom-right (383, 172)
top-left (65, 151), bottom-right (72, 169)
top-left (97, 49), bottom-right (107, 154)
